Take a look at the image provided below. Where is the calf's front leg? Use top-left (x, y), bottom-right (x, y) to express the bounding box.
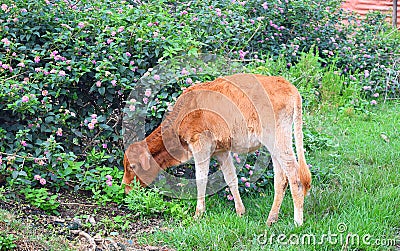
top-left (214, 151), bottom-right (245, 216)
top-left (189, 132), bottom-right (213, 217)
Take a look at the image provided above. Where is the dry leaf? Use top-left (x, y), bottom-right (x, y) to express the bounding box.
top-left (380, 133), bottom-right (390, 143)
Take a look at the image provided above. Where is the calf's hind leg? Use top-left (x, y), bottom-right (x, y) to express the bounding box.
top-left (275, 147), bottom-right (305, 226)
top-left (267, 156), bottom-right (288, 226)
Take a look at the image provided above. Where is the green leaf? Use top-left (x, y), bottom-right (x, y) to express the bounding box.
top-left (45, 116), bottom-right (54, 123)
top-left (99, 87), bottom-right (105, 95)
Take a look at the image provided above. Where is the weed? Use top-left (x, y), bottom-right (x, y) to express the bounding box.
top-left (0, 233), bottom-right (16, 251)
top-left (21, 187), bottom-right (60, 214)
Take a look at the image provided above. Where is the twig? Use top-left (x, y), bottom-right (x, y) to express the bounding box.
top-left (61, 202), bottom-right (98, 207)
top-left (71, 230), bottom-right (96, 251)
top-left (3, 71), bottom-right (29, 81)
top-left (229, 24), bottom-right (262, 55)
top-left (245, 24), bottom-right (262, 47)
top-left (230, 59), bottom-right (265, 62)
top-left (0, 152), bottom-right (48, 160)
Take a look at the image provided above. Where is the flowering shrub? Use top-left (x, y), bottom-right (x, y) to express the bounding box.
top-left (0, 0), bottom-right (398, 203)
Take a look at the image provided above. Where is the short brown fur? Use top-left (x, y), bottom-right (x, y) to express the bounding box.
top-left (123, 73), bottom-right (311, 226)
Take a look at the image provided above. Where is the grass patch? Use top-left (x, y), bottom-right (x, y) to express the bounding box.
top-left (0, 209), bottom-right (73, 251)
top-left (139, 101), bottom-right (400, 251)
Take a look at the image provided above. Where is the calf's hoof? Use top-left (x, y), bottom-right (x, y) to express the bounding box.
top-left (266, 215), bottom-right (278, 226)
top-left (235, 205), bottom-right (246, 217)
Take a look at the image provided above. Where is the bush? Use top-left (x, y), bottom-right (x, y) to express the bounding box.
top-left (0, 0), bottom-right (398, 202)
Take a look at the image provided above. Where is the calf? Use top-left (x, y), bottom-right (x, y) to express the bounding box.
top-left (122, 73), bottom-right (311, 226)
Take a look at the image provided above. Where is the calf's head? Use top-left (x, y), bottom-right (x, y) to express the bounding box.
top-left (122, 142), bottom-right (156, 193)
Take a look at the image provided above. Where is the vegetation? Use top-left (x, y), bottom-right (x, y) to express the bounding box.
top-left (0, 0), bottom-right (399, 250)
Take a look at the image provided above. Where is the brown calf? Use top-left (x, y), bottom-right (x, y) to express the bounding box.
top-left (122, 73), bottom-right (311, 226)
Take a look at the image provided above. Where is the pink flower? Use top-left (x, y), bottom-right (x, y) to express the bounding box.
top-left (106, 180), bottom-right (112, 186)
top-left (363, 86), bottom-right (371, 91)
top-left (102, 143), bottom-right (107, 149)
top-left (262, 2), bottom-right (268, 9)
top-left (91, 114), bottom-right (97, 119)
top-left (153, 75), bottom-right (160, 81)
top-left (130, 61), bottom-right (135, 65)
top-left (88, 122), bottom-right (95, 130)
top-left (240, 177), bottom-right (247, 182)
top-left (34, 56), bottom-right (40, 63)
top-left (364, 70), bottom-right (370, 78)
top-left (227, 194), bottom-right (234, 201)
top-left (186, 78), bottom-right (193, 85)
top-left (106, 174), bottom-right (112, 180)
top-left (372, 93), bottom-right (379, 98)
top-left (56, 128), bottom-right (62, 136)
top-left (111, 80), bottom-right (117, 86)
top-left (91, 118), bottom-right (98, 124)
top-left (370, 100), bottom-right (377, 105)
top-left (129, 105), bottom-right (136, 111)
top-left (106, 38), bottom-right (114, 44)
top-left (40, 178), bottom-right (46, 185)
top-left (245, 182), bottom-right (251, 188)
top-left (20, 140), bottom-right (27, 146)
top-left (147, 22), bottom-right (153, 27)
top-left (1, 4), bottom-right (7, 11)
top-left (181, 68), bottom-right (189, 75)
top-left (34, 175), bottom-right (41, 180)
top-left (143, 97), bottom-right (149, 104)
top-left (50, 51), bottom-right (58, 58)
top-left (235, 156), bottom-right (241, 163)
top-left (59, 70), bottom-right (66, 77)
top-left (1, 38), bottom-right (10, 46)
top-left (245, 164), bottom-right (251, 169)
top-left (42, 90), bottom-right (48, 96)
top-left (118, 26), bottom-right (125, 32)
top-left (17, 62), bottom-right (25, 67)
top-left (145, 89), bottom-right (152, 97)
top-left (21, 96), bottom-right (29, 102)
top-left (249, 170), bottom-right (253, 176)
top-left (96, 81), bottom-right (101, 87)
top-left (77, 22), bottom-right (85, 28)
top-left (125, 52), bottom-right (131, 57)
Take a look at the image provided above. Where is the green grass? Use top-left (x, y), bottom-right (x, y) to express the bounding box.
top-left (139, 101), bottom-right (400, 251)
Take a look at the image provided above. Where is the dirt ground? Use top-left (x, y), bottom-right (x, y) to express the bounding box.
top-left (0, 190), bottom-right (174, 251)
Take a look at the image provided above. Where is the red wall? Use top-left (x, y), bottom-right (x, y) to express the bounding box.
top-left (342, 0), bottom-right (400, 27)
